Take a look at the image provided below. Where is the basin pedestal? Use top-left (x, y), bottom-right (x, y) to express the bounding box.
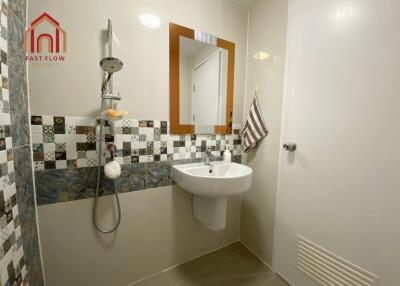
top-left (193, 196), bottom-right (227, 231)
top-left (171, 162), bottom-right (252, 231)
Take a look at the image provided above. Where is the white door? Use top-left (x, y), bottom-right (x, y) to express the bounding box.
top-left (191, 51), bottom-right (220, 125)
top-left (273, 0), bottom-right (400, 285)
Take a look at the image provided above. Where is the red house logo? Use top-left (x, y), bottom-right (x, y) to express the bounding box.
top-left (24, 13), bottom-right (67, 62)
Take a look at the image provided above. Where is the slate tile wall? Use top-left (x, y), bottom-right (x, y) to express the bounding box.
top-left (0, 1), bottom-right (33, 285)
top-left (5, 0), bottom-right (45, 284)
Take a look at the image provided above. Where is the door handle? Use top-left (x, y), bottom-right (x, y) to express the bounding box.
top-left (283, 142), bottom-right (297, 152)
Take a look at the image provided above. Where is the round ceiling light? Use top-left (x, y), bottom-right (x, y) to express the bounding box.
top-left (139, 13), bottom-right (161, 29)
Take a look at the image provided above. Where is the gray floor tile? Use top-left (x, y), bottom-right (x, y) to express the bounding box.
top-left (256, 271), bottom-right (276, 284)
top-left (262, 276), bottom-right (290, 286)
top-left (216, 275), bottom-right (265, 286)
top-left (136, 242), bottom-right (278, 286)
top-left (176, 270), bottom-right (218, 286)
top-left (167, 257), bottom-right (207, 285)
top-left (199, 245), bottom-right (237, 268)
top-left (132, 272), bottom-right (170, 286)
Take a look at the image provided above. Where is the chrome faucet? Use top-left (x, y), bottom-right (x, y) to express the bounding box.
top-left (204, 151), bottom-right (215, 165)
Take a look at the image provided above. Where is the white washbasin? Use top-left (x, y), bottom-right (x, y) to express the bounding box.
top-left (172, 162), bottom-right (253, 231)
top-left (172, 162), bottom-right (252, 197)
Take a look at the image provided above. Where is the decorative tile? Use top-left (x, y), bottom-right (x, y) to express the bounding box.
top-left (31, 115), bottom-right (243, 175)
top-left (55, 143), bottom-right (66, 152)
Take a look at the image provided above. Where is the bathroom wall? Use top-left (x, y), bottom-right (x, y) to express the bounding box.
top-left (1, 0), bottom-right (45, 285)
top-left (28, 0), bottom-right (247, 125)
top-left (240, 0), bottom-right (288, 265)
top-left (27, 0), bottom-right (248, 285)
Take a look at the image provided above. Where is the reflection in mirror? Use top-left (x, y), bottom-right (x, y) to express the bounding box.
top-left (179, 36), bottom-right (228, 127)
top-left (170, 22), bottom-right (234, 134)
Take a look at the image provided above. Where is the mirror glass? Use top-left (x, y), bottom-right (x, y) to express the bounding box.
top-left (179, 36), bottom-right (228, 127)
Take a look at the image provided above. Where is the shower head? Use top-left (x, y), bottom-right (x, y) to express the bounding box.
top-left (100, 57), bottom-right (123, 73)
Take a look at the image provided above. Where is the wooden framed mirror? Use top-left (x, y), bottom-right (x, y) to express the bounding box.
top-left (169, 23), bottom-right (235, 134)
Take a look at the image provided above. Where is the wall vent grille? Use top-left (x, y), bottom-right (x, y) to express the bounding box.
top-left (296, 236), bottom-right (379, 286)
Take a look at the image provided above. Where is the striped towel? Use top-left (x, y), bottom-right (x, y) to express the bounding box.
top-left (240, 96), bottom-right (268, 152)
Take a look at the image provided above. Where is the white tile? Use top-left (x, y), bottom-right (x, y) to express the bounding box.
top-left (138, 141), bottom-right (146, 149)
top-left (54, 134), bottom-right (66, 143)
top-left (86, 151), bottom-right (97, 160)
top-left (75, 134), bottom-right (87, 142)
top-left (64, 116), bottom-right (75, 125)
top-left (43, 143), bottom-right (55, 153)
top-left (31, 125), bottom-right (43, 134)
top-left (0, 38), bottom-right (7, 53)
top-left (113, 135), bottom-right (123, 149)
top-left (3, 183), bottom-right (15, 199)
top-left (1, 88), bottom-right (8, 101)
top-left (132, 140), bottom-right (140, 149)
top-left (56, 161), bottom-right (67, 169)
top-left (113, 120), bottom-right (123, 127)
top-left (75, 117), bottom-right (96, 126)
top-left (0, 151), bottom-right (6, 164)
top-left (0, 12), bottom-right (7, 27)
top-left (42, 115), bottom-right (54, 125)
top-left (0, 113), bottom-right (10, 125)
top-left (65, 134), bottom-right (77, 143)
top-left (5, 137), bottom-right (12, 149)
top-left (131, 119), bottom-right (139, 127)
top-left (77, 159), bottom-right (88, 168)
top-left (7, 161), bottom-right (13, 173)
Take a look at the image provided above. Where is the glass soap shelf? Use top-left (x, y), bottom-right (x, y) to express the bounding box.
top-left (96, 116), bottom-right (125, 122)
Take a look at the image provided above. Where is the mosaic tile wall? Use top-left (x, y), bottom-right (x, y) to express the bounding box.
top-left (0, 2), bottom-right (29, 285)
top-left (3, 0), bottom-right (45, 284)
top-left (31, 115), bottom-right (242, 170)
top-left (31, 115), bottom-right (243, 205)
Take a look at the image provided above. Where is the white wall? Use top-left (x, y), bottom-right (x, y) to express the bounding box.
top-left (38, 186), bottom-right (241, 286)
top-left (179, 54), bottom-right (192, 124)
top-left (240, 0), bottom-right (288, 265)
top-left (28, 0), bottom-right (248, 124)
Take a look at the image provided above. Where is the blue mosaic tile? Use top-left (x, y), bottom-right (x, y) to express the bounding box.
top-left (147, 161), bottom-right (172, 188)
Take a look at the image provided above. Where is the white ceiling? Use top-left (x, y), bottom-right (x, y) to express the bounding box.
top-left (229, 0), bottom-right (261, 9)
